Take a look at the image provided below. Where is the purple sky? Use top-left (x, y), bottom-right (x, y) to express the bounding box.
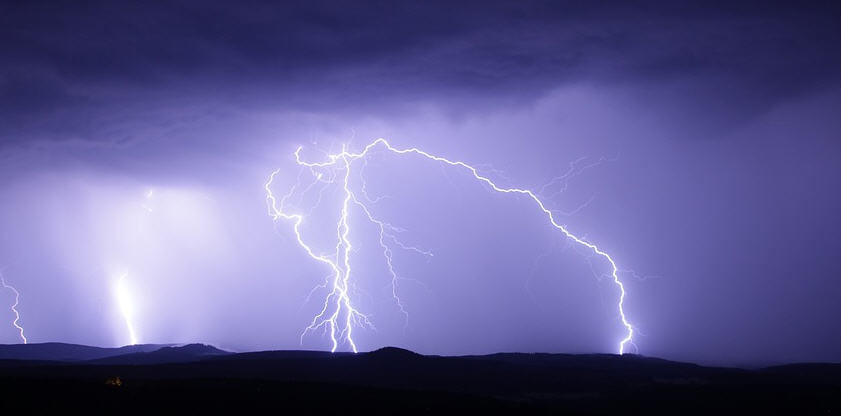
top-left (1, 1), bottom-right (840, 365)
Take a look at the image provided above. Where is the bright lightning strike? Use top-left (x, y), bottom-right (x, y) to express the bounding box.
top-left (0, 275), bottom-right (27, 344)
top-left (115, 272), bottom-right (139, 345)
top-left (266, 138), bottom-right (635, 354)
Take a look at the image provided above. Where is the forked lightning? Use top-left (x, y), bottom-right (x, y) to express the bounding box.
top-left (266, 138), bottom-right (634, 354)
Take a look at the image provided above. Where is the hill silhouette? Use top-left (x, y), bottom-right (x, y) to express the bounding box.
top-left (0, 343), bottom-right (838, 414)
top-left (0, 342), bottom-right (168, 362)
top-left (87, 344), bottom-right (231, 365)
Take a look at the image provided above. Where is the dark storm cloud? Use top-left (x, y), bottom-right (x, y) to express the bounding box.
top-left (2, 1), bottom-right (841, 363)
top-left (2, 1), bottom-right (840, 144)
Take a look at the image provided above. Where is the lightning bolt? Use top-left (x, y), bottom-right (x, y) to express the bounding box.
top-left (1, 275), bottom-right (28, 344)
top-left (266, 138), bottom-right (635, 354)
top-left (111, 189), bottom-right (155, 346)
top-left (115, 272), bottom-right (139, 345)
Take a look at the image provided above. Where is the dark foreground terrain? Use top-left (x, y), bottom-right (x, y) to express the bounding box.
top-left (0, 343), bottom-right (839, 414)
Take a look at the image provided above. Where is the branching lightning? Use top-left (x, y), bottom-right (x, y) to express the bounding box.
top-left (1, 275), bottom-right (27, 344)
top-left (266, 138), bottom-right (634, 354)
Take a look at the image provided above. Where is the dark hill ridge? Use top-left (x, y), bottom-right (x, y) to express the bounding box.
top-left (369, 346), bottom-right (422, 358)
top-left (87, 343), bottom-right (231, 365)
top-left (0, 342), bottom-right (168, 362)
top-left (0, 343), bottom-right (230, 365)
top-left (0, 343), bottom-right (838, 414)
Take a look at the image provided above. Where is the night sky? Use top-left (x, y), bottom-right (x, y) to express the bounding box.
top-left (1, 1), bottom-right (840, 366)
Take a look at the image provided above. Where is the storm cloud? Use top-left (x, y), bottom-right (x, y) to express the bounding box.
top-left (1, 1), bottom-right (840, 365)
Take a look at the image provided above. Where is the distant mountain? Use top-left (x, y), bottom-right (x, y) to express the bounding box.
top-left (0, 342), bottom-right (231, 365)
top-left (0, 342), bottom-right (168, 362)
top-left (88, 343), bottom-right (230, 365)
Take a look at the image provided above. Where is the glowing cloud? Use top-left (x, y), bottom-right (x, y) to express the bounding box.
top-left (266, 138), bottom-right (634, 354)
